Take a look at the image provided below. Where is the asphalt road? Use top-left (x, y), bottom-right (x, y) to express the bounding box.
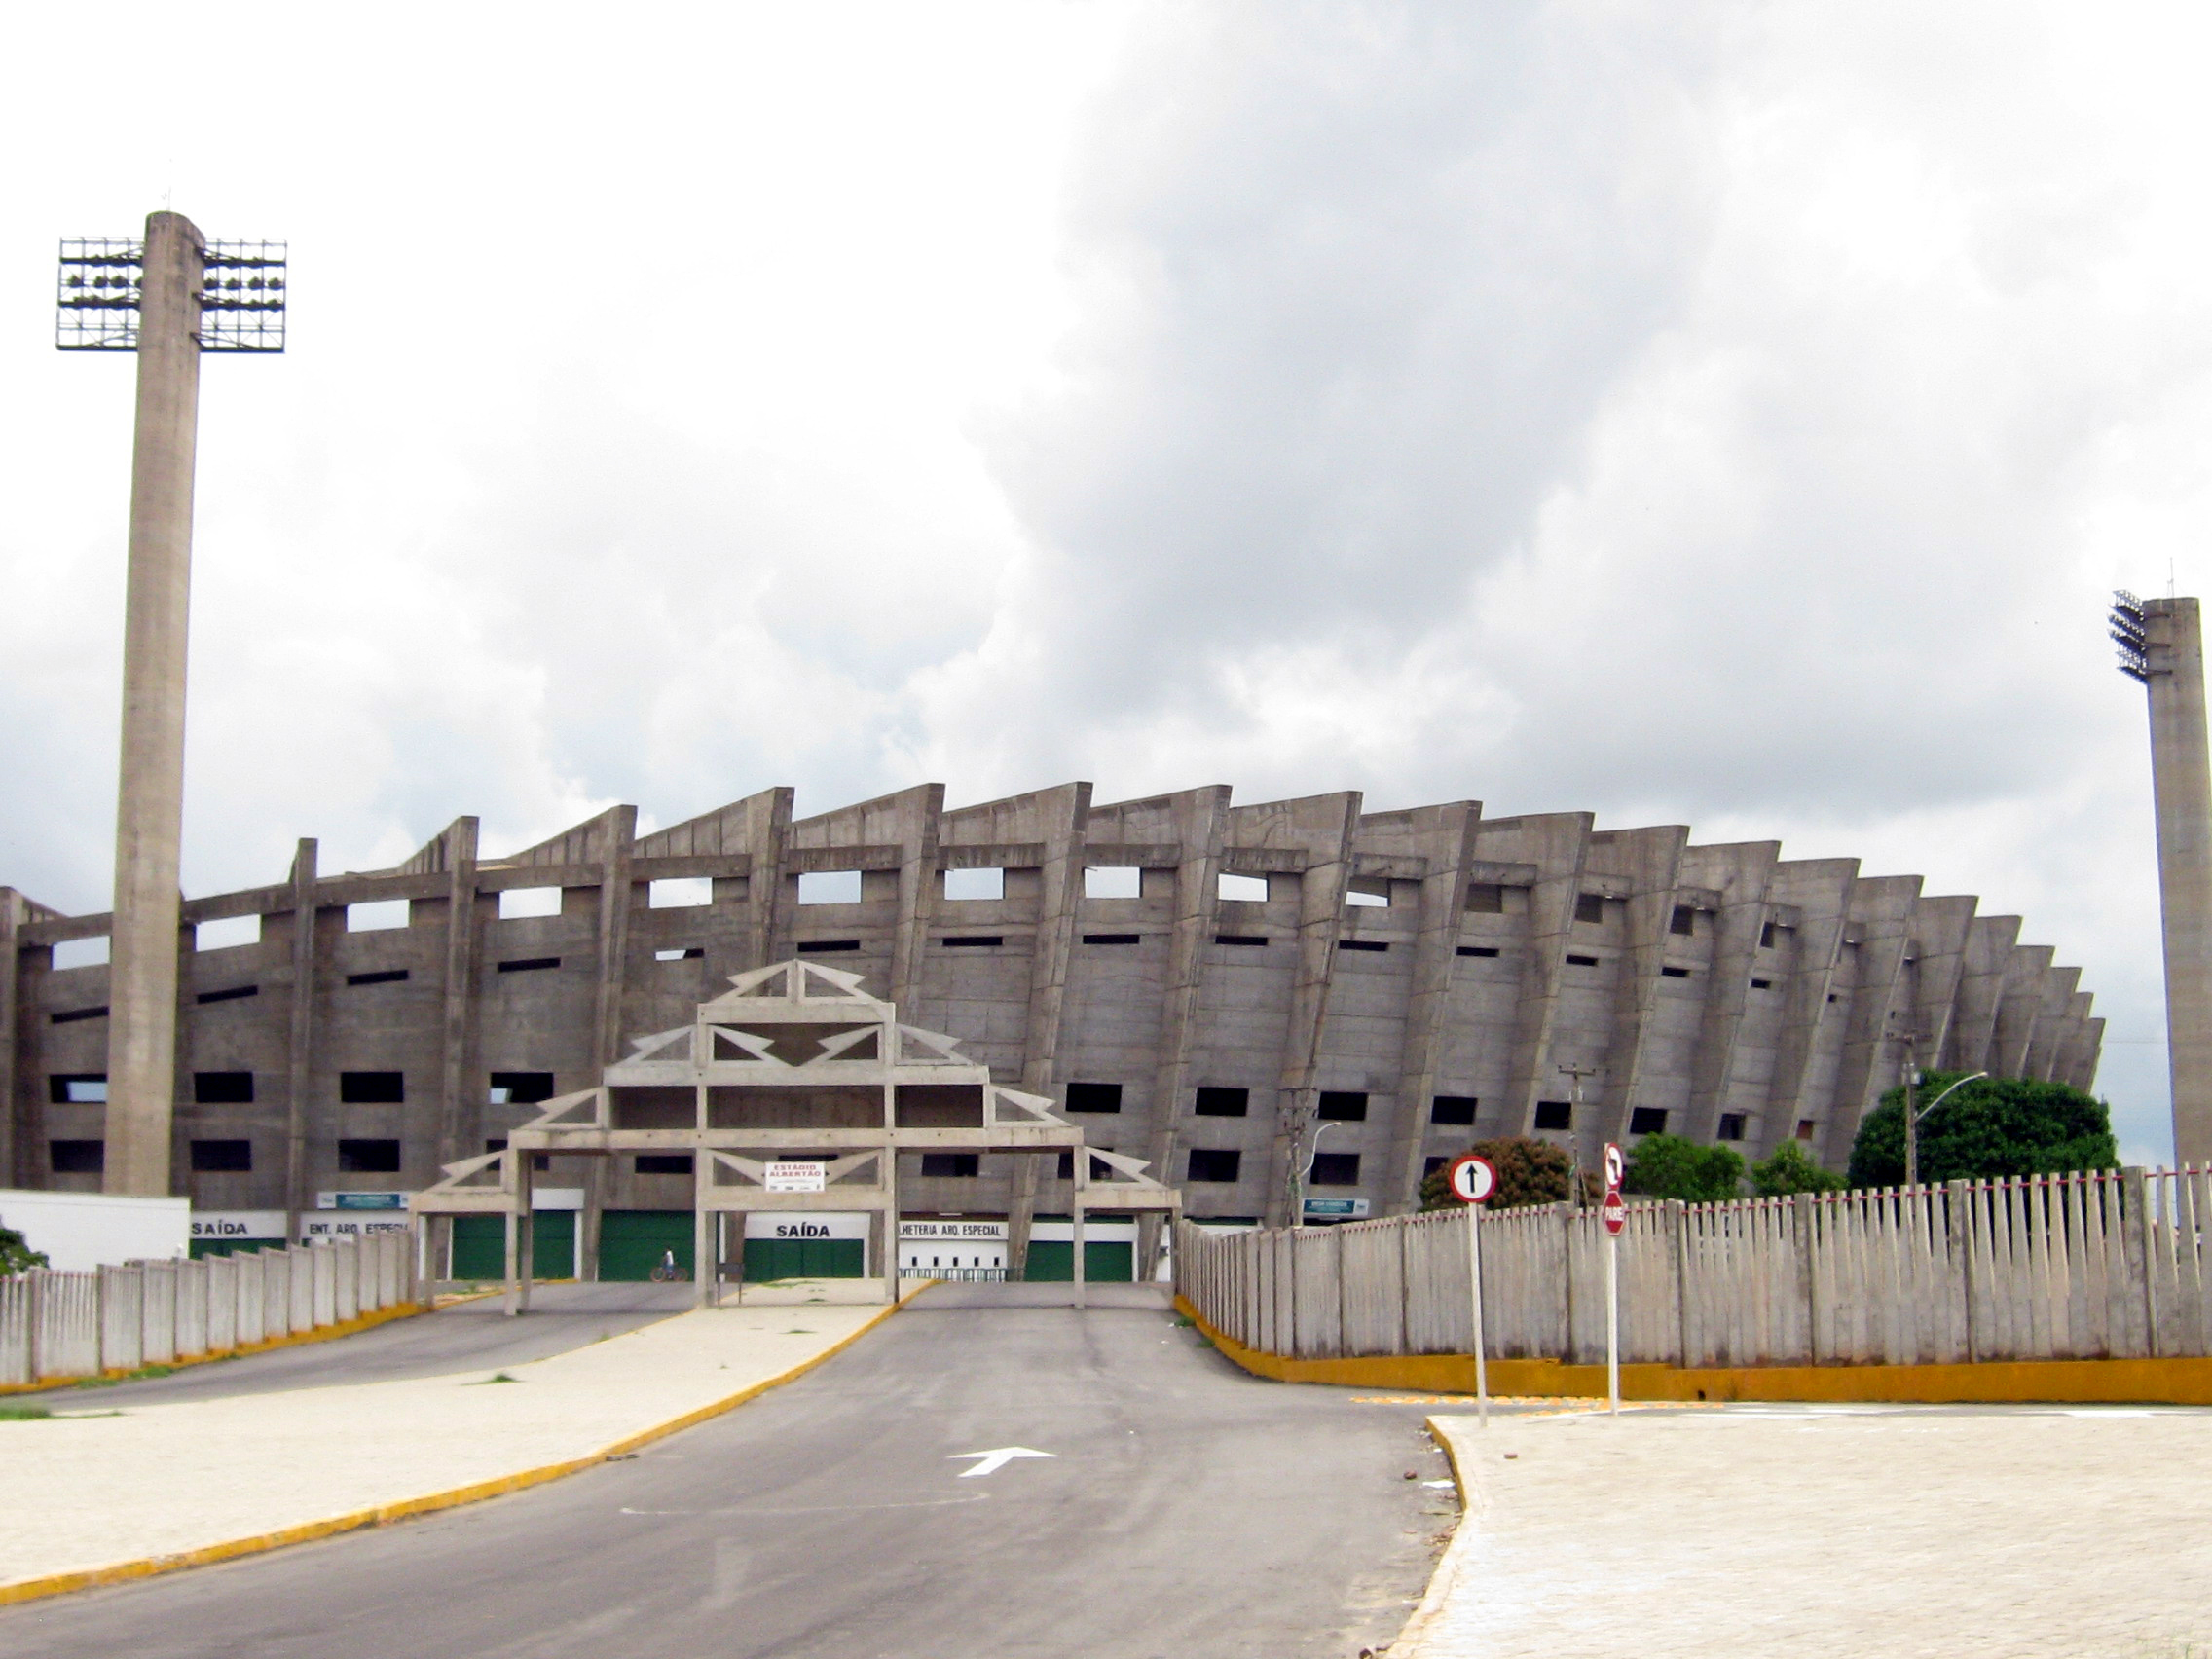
top-left (54, 1282), bottom-right (696, 1406)
top-left (0, 1283), bottom-right (1456, 1659)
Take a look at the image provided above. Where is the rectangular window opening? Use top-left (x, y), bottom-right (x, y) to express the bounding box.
top-left (1194, 1087), bottom-right (1249, 1118)
top-left (195, 914), bottom-right (262, 952)
top-left (489, 1071), bottom-right (557, 1105)
top-left (1751, 977), bottom-right (1772, 990)
top-left (1309, 1152), bottom-right (1361, 1188)
top-left (918, 1152), bottom-right (979, 1179)
top-left (1533, 1100), bottom-right (1573, 1131)
top-left (1214, 934), bottom-right (1268, 947)
top-left (1759, 921), bottom-right (1778, 949)
top-left (346, 900), bottom-right (410, 933)
top-left (1187, 1148), bottom-right (1241, 1183)
top-left (797, 939), bottom-right (863, 954)
top-left (940, 936), bottom-right (1005, 949)
top-left (1464, 882), bottom-right (1504, 914)
top-left (1316, 1090), bottom-right (1368, 1122)
top-left (50, 1139), bottom-right (103, 1174)
top-left (1430, 1095), bottom-right (1478, 1126)
top-left (1717, 1113), bottom-right (1748, 1142)
top-left (194, 1071), bottom-right (254, 1104)
top-left (1424, 1156), bottom-right (1451, 1176)
top-left (1064, 1082), bottom-right (1124, 1114)
top-left (51, 1005), bottom-right (109, 1024)
top-left (347, 969), bottom-right (409, 986)
top-left (498, 956), bottom-right (562, 974)
top-left (942, 866), bottom-right (1004, 902)
top-left (1574, 893), bottom-right (1607, 925)
top-left (655, 947), bottom-right (705, 961)
top-left (1669, 905), bottom-right (1696, 937)
top-left (647, 876), bottom-right (712, 909)
top-left (1345, 881), bottom-right (1388, 908)
top-left (1218, 873), bottom-right (1269, 903)
top-left (1083, 933), bottom-right (1141, 945)
top-left (339, 1071), bottom-right (405, 1104)
top-left (1566, 953), bottom-right (1600, 967)
top-left (49, 1073), bottom-right (107, 1105)
top-left (1661, 966), bottom-right (1691, 979)
top-left (1628, 1107), bottom-right (1669, 1136)
top-left (51, 936), bottom-right (109, 970)
top-left (1456, 945), bottom-right (1500, 959)
top-left (1338, 940), bottom-right (1388, 953)
top-left (1083, 866), bottom-right (1141, 900)
top-left (191, 1139), bottom-right (253, 1172)
top-left (797, 869), bottom-right (863, 905)
top-left (634, 1154), bottom-right (694, 1175)
top-left (1795, 1120), bottom-right (1817, 1141)
top-left (337, 1138), bottom-right (402, 1173)
top-left (498, 887), bottom-right (562, 920)
top-left (197, 983), bottom-right (259, 1005)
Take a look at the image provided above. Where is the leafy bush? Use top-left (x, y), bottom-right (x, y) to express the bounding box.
top-left (1750, 1140), bottom-right (1846, 1196)
top-left (1620, 1133), bottom-right (1745, 1202)
top-left (1419, 1136), bottom-right (1573, 1211)
top-left (0, 1226), bottom-right (46, 1275)
top-left (1848, 1073), bottom-right (2118, 1187)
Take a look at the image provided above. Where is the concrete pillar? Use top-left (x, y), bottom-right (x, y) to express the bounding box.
top-left (282, 839), bottom-right (317, 1219)
top-left (2140, 599), bottom-right (2212, 1163)
top-left (104, 211), bottom-right (205, 1198)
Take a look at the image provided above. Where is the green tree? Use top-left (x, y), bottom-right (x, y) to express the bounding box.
top-left (1419, 1136), bottom-right (1573, 1211)
top-left (1750, 1139), bottom-right (1846, 1197)
top-left (1847, 1072), bottom-right (2118, 1188)
top-left (0, 1226), bottom-right (47, 1275)
top-left (1620, 1133), bottom-right (1745, 1202)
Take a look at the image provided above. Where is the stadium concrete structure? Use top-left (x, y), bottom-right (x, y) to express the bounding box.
top-left (0, 783), bottom-right (2102, 1275)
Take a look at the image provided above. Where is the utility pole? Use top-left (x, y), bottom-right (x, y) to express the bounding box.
top-left (1558, 1061), bottom-right (1603, 1203)
top-left (1899, 1029), bottom-right (1922, 1190)
top-left (2113, 592), bottom-right (2212, 1164)
top-left (57, 216), bottom-right (285, 1198)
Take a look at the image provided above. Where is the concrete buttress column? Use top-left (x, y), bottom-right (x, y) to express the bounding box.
top-left (104, 210), bottom-right (205, 1198)
top-left (2143, 599), bottom-right (2212, 1163)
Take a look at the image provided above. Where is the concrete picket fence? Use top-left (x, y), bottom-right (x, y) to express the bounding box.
top-left (0, 1232), bottom-right (418, 1387)
top-left (1175, 1166), bottom-right (2212, 1368)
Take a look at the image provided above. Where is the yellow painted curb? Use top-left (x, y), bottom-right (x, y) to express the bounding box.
top-left (0, 1303), bottom-right (427, 1397)
top-left (1174, 1295), bottom-right (2212, 1405)
top-left (0, 1286), bottom-right (927, 1608)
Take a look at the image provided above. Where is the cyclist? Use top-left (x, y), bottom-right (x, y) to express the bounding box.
top-left (650, 1248), bottom-right (681, 1283)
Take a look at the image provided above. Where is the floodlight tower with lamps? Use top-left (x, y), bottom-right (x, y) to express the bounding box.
top-left (2112, 590), bottom-right (2212, 1165)
top-left (56, 212), bottom-right (286, 1198)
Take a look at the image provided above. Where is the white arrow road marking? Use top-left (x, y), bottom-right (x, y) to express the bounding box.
top-left (949, 1446), bottom-right (1056, 1479)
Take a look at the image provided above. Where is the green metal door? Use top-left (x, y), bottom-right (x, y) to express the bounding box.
top-left (190, 1236), bottom-right (285, 1260)
top-left (599, 1210), bottom-right (694, 1281)
top-left (743, 1237), bottom-right (866, 1280)
top-left (1022, 1240), bottom-right (1133, 1282)
top-left (450, 1211), bottom-right (576, 1280)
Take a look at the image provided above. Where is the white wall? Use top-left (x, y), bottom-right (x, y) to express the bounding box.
top-left (0, 1189), bottom-right (191, 1271)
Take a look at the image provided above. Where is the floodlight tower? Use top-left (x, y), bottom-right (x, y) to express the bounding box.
top-left (2112, 591), bottom-right (2212, 1163)
top-left (57, 213), bottom-right (286, 1198)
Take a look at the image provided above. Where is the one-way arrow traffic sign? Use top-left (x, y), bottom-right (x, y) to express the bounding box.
top-left (948, 1447), bottom-right (1056, 1479)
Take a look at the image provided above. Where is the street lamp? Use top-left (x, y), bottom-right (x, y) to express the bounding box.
top-left (1290, 1120), bottom-right (1343, 1229)
top-left (1903, 1069), bottom-right (1987, 1188)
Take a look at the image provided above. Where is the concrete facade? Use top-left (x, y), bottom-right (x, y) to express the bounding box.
top-left (1, 783), bottom-right (2103, 1242)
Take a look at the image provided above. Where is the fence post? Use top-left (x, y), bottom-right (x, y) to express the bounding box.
top-left (1668, 1198), bottom-right (1689, 1367)
top-left (1791, 1193), bottom-right (1817, 1365)
top-left (1559, 1204), bottom-right (1577, 1365)
top-left (1947, 1180), bottom-right (1974, 1363)
top-left (2122, 1166), bottom-right (2155, 1358)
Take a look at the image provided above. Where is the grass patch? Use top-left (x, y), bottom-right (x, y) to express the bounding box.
top-left (469, 1371), bottom-right (521, 1385)
top-left (1170, 1313), bottom-right (1197, 1327)
top-left (0, 1406), bottom-right (52, 1420)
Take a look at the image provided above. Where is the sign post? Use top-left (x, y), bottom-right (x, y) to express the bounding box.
top-left (1601, 1142), bottom-right (1626, 1416)
top-left (1445, 1154), bottom-right (1497, 1426)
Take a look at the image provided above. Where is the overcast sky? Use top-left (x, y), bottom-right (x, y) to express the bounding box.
top-left (3, 2), bottom-right (2204, 1161)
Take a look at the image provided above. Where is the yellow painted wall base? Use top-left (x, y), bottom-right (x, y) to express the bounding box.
top-left (1174, 1296), bottom-right (2212, 1406)
top-left (0, 1301), bottom-right (426, 1396)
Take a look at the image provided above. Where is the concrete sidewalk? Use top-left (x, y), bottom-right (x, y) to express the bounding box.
top-left (1401, 1406), bottom-right (2212, 1659)
top-left (0, 1283), bottom-right (918, 1603)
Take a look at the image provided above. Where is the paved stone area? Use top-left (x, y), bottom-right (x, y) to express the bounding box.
top-left (1406, 1406), bottom-right (2212, 1659)
top-left (0, 1288), bottom-right (907, 1595)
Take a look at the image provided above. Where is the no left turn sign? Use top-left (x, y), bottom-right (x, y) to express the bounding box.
top-left (1603, 1142), bottom-right (1625, 1191)
top-left (1446, 1154), bottom-right (1497, 1205)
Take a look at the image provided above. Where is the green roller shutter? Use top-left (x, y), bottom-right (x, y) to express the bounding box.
top-left (743, 1237), bottom-right (866, 1281)
top-left (1022, 1240), bottom-right (1133, 1282)
top-left (450, 1211), bottom-right (578, 1281)
top-left (190, 1236), bottom-right (285, 1260)
top-left (599, 1210), bottom-right (694, 1281)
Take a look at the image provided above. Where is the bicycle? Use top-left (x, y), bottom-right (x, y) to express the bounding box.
top-left (648, 1249), bottom-right (684, 1283)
